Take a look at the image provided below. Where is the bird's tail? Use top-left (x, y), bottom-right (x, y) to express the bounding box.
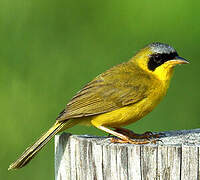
top-left (8, 120), bottom-right (73, 170)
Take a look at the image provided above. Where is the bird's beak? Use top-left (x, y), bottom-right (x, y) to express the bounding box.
top-left (167, 56), bottom-right (189, 65)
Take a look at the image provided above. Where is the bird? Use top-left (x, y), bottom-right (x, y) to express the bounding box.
top-left (8, 42), bottom-right (189, 170)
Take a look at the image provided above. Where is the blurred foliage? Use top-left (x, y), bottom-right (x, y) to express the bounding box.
top-left (1, 0), bottom-right (200, 179)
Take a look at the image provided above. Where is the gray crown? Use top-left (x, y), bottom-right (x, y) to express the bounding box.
top-left (149, 42), bottom-right (176, 54)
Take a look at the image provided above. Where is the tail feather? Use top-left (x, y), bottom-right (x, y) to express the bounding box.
top-left (8, 122), bottom-right (66, 170)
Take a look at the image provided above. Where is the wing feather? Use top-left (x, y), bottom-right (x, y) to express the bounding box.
top-left (57, 62), bottom-right (151, 121)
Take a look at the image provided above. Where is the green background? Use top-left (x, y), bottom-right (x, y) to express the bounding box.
top-left (1, 0), bottom-right (199, 179)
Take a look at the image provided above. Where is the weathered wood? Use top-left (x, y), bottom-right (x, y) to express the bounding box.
top-left (55, 129), bottom-right (200, 180)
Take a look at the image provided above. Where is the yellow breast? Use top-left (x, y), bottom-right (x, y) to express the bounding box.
top-left (87, 79), bottom-right (168, 128)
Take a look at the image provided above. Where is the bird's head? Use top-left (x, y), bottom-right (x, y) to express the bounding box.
top-left (131, 42), bottom-right (189, 81)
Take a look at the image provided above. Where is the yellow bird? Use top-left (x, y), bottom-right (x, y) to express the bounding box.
top-left (8, 42), bottom-right (189, 170)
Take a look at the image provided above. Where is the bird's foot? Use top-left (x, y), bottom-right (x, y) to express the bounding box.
top-left (110, 137), bottom-right (155, 144)
top-left (109, 127), bottom-right (163, 144)
top-left (113, 127), bottom-right (163, 139)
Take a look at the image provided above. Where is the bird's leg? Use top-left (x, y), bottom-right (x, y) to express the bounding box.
top-left (113, 127), bottom-right (162, 139)
top-left (95, 125), bottom-right (151, 144)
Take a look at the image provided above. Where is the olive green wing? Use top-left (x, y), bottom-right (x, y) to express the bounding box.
top-left (57, 63), bottom-right (151, 121)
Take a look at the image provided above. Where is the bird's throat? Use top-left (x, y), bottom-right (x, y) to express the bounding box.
top-left (154, 65), bottom-right (174, 83)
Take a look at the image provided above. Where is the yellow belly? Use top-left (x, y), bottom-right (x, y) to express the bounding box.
top-left (78, 86), bottom-right (166, 128)
top-left (74, 74), bottom-right (170, 128)
top-left (91, 98), bottom-right (159, 127)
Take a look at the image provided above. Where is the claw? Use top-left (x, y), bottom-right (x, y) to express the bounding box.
top-left (110, 137), bottom-right (152, 145)
top-left (113, 127), bottom-right (164, 140)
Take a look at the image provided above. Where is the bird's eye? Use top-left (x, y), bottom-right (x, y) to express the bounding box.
top-left (148, 52), bottom-right (178, 71)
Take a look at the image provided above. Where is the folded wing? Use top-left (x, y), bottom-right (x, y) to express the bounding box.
top-left (57, 62), bottom-right (151, 121)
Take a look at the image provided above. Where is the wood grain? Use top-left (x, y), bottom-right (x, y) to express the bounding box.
top-left (55, 129), bottom-right (200, 180)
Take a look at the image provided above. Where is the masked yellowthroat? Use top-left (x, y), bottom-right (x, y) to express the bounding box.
top-left (8, 42), bottom-right (189, 170)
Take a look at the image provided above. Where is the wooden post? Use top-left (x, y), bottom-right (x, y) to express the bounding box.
top-left (55, 129), bottom-right (200, 180)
